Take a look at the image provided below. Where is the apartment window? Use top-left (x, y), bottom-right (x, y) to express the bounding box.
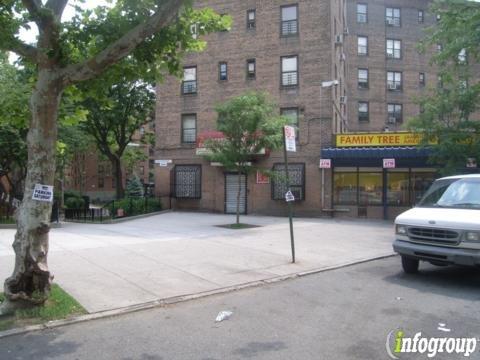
top-left (418, 10), bottom-right (424, 23)
top-left (357, 36), bottom-right (368, 56)
top-left (182, 66), bottom-right (197, 95)
top-left (357, 3), bottom-right (367, 23)
top-left (387, 71), bottom-right (402, 91)
top-left (173, 165), bottom-right (201, 199)
top-left (246, 59), bottom-right (256, 79)
top-left (247, 9), bottom-right (256, 29)
top-left (436, 14), bottom-right (441, 22)
top-left (387, 104), bottom-right (403, 124)
top-left (358, 102), bottom-right (369, 122)
top-left (419, 72), bottom-right (425, 87)
top-left (437, 44), bottom-right (443, 53)
top-left (386, 7), bottom-right (401, 27)
top-left (281, 55), bottom-right (298, 87)
top-left (281, 5), bottom-right (298, 36)
top-left (358, 68), bottom-right (368, 89)
top-left (272, 163), bottom-right (305, 201)
top-left (281, 108), bottom-right (299, 140)
top-left (219, 62), bottom-right (228, 81)
top-left (181, 114), bottom-right (196, 144)
top-left (386, 39), bottom-right (401, 59)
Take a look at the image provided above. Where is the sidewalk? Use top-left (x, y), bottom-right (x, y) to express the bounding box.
top-left (0, 212), bottom-right (394, 313)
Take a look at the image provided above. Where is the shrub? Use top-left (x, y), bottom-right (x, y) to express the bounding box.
top-left (65, 196), bottom-right (85, 209)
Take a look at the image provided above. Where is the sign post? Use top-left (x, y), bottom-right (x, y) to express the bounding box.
top-left (283, 125), bottom-right (296, 263)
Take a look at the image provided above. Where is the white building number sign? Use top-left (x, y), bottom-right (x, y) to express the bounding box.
top-left (284, 125), bottom-right (296, 152)
top-left (32, 184), bottom-right (54, 203)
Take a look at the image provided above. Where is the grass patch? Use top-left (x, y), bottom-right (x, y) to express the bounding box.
top-left (0, 284), bottom-right (86, 331)
top-left (216, 223), bottom-right (261, 230)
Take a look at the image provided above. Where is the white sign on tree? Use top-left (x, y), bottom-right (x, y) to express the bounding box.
top-left (32, 184), bottom-right (54, 203)
top-left (284, 125), bottom-right (296, 152)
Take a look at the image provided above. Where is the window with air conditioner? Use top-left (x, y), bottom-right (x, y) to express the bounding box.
top-left (387, 104), bottom-right (402, 124)
top-left (358, 102), bottom-right (369, 122)
top-left (386, 7), bottom-right (400, 27)
top-left (181, 114), bottom-right (197, 144)
top-left (357, 3), bottom-right (367, 23)
top-left (358, 68), bottom-right (368, 89)
top-left (182, 66), bottom-right (197, 95)
top-left (386, 39), bottom-right (401, 59)
top-left (387, 71), bottom-right (402, 91)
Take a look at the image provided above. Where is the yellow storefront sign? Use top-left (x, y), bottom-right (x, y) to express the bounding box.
top-left (336, 132), bottom-right (432, 147)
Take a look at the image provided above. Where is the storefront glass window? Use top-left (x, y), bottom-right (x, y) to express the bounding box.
top-left (334, 172), bottom-right (357, 204)
top-left (359, 172), bottom-right (382, 205)
top-left (411, 172), bottom-right (437, 204)
top-left (387, 172), bottom-right (409, 206)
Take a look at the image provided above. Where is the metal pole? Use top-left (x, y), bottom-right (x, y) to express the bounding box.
top-left (283, 127), bottom-right (296, 263)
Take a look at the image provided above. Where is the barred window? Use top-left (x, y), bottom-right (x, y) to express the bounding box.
top-left (182, 66), bottom-right (197, 95)
top-left (386, 39), bottom-right (401, 59)
top-left (173, 165), bottom-right (201, 199)
top-left (247, 9), bottom-right (256, 29)
top-left (358, 68), bottom-right (368, 89)
top-left (281, 55), bottom-right (298, 86)
top-left (357, 3), bottom-right (367, 23)
top-left (281, 5), bottom-right (298, 36)
top-left (357, 36), bottom-right (368, 56)
top-left (181, 114), bottom-right (196, 144)
top-left (271, 163), bottom-right (305, 201)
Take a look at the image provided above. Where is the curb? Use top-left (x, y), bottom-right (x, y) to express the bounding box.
top-left (0, 253), bottom-right (397, 339)
top-left (64, 209), bottom-right (172, 225)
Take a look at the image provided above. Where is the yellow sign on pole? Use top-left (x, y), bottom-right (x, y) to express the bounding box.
top-left (335, 132), bottom-right (432, 148)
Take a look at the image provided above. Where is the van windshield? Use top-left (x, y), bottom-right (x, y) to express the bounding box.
top-left (418, 178), bottom-right (480, 210)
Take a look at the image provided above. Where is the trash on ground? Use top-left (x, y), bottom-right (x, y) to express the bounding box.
top-left (215, 311), bottom-right (233, 322)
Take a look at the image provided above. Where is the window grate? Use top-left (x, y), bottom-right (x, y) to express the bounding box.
top-left (173, 165), bottom-right (201, 199)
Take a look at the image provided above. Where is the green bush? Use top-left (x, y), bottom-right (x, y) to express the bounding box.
top-left (65, 196), bottom-right (85, 209)
top-left (110, 198), bottom-right (161, 217)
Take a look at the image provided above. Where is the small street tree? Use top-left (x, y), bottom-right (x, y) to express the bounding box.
top-left (0, 0), bottom-right (229, 314)
top-left (80, 80), bottom-right (154, 199)
top-left (408, 0), bottom-right (480, 174)
top-left (203, 92), bottom-right (286, 225)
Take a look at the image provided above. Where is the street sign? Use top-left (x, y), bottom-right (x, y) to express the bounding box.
top-left (466, 158), bottom-right (477, 168)
top-left (32, 184), bottom-right (53, 203)
top-left (319, 159), bottom-right (331, 169)
top-left (383, 158), bottom-right (396, 169)
top-left (284, 125), bottom-right (296, 152)
top-left (155, 159), bottom-right (172, 167)
top-left (285, 190), bottom-right (295, 202)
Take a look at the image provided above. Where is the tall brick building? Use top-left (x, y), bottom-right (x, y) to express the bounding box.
top-left (154, 0), bottom-right (476, 219)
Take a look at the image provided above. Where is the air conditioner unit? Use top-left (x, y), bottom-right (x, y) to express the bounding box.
top-left (387, 117), bottom-right (397, 124)
top-left (388, 83), bottom-right (398, 90)
top-left (386, 18), bottom-right (395, 26)
top-left (340, 96), bottom-right (347, 104)
top-left (335, 34), bottom-right (343, 45)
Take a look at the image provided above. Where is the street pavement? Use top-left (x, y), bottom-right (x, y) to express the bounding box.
top-left (0, 212), bottom-right (393, 313)
top-left (1, 257), bottom-right (479, 360)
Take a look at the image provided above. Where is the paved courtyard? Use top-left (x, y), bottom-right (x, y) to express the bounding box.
top-left (0, 212), bottom-right (394, 313)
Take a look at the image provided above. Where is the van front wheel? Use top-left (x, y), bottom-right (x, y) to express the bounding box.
top-left (401, 256), bottom-right (419, 274)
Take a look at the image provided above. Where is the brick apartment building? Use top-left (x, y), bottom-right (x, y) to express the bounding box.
top-left (154, 0), bottom-right (477, 219)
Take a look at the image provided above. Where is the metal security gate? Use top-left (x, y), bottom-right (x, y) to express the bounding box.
top-left (225, 173), bottom-right (247, 214)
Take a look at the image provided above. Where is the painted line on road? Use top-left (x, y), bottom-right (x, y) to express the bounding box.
top-left (0, 253), bottom-right (397, 339)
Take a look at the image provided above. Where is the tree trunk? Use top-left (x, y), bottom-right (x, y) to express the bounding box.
top-left (0, 70), bottom-right (63, 315)
top-left (236, 172), bottom-right (241, 225)
top-left (112, 157), bottom-right (125, 200)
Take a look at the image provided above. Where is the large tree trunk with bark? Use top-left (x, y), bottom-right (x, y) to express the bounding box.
top-left (112, 156), bottom-right (125, 200)
top-left (0, 69), bottom-right (64, 315)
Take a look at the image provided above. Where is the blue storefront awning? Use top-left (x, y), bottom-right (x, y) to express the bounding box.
top-left (321, 146), bottom-right (433, 167)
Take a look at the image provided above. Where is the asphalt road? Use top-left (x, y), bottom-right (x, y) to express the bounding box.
top-left (1, 256), bottom-right (480, 360)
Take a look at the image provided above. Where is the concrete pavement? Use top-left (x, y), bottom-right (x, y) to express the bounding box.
top-left (2, 257), bottom-right (479, 360)
top-left (0, 212), bottom-right (394, 313)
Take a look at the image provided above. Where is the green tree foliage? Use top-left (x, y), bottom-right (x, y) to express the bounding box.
top-left (204, 92), bottom-right (287, 224)
top-left (408, 0), bottom-right (480, 174)
top-left (126, 175), bottom-right (144, 198)
top-left (80, 80), bottom-right (154, 199)
top-left (0, 0), bottom-right (230, 312)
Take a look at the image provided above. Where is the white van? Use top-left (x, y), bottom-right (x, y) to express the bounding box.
top-left (393, 174), bottom-right (480, 273)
